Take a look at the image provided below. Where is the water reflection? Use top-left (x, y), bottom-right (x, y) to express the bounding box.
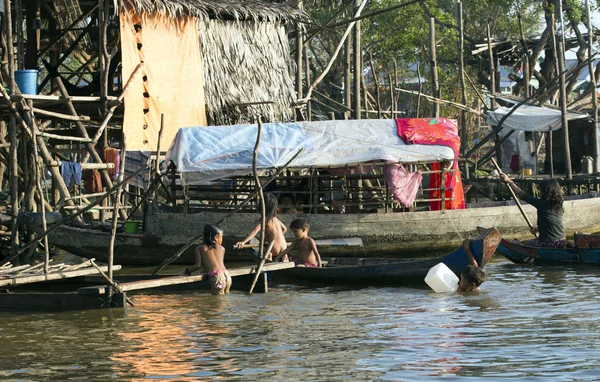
top-left (1, 260), bottom-right (600, 380)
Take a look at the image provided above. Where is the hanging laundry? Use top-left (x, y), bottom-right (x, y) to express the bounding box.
top-left (83, 169), bottom-right (102, 193)
top-left (384, 163), bottom-right (422, 208)
top-left (60, 161), bottom-right (82, 188)
top-left (104, 147), bottom-right (120, 180)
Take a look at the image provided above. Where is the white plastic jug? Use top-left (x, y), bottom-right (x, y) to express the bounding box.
top-left (425, 263), bottom-right (459, 293)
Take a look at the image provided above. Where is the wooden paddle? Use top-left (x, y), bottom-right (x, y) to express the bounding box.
top-left (490, 157), bottom-right (537, 237)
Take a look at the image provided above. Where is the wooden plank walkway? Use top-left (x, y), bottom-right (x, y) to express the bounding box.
top-left (0, 265), bottom-right (121, 288)
top-left (78, 262), bottom-right (295, 295)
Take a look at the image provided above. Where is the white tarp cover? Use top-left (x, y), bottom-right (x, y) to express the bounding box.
top-left (487, 104), bottom-right (587, 132)
top-left (165, 119), bottom-right (455, 185)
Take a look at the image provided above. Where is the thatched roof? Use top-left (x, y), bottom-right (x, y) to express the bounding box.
top-left (121, 0), bottom-right (305, 22)
top-left (199, 20), bottom-right (296, 125)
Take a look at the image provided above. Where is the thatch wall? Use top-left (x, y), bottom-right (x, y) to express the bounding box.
top-left (198, 20), bottom-right (296, 125)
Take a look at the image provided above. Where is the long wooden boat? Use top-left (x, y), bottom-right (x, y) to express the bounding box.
top-left (274, 227), bottom-right (501, 286)
top-left (493, 232), bottom-right (600, 265)
top-left (47, 194), bottom-right (600, 265)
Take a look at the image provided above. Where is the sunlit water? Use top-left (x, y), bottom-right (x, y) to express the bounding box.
top-left (1, 259), bottom-right (600, 381)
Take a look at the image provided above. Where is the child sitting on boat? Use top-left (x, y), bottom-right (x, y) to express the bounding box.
top-left (457, 265), bottom-right (485, 292)
top-left (501, 174), bottom-right (566, 248)
top-left (275, 218), bottom-right (322, 268)
top-left (184, 224), bottom-right (232, 295)
top-left (234, 194), bottom-right (289, 261)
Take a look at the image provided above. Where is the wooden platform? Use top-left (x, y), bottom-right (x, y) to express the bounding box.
top-left (0, 263), bottom-right (121, 288)
top-left (78, 262), bottom-right (296, 295)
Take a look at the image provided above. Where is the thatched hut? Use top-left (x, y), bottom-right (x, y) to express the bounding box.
top-left (115, 0), bottom-right (305, 150)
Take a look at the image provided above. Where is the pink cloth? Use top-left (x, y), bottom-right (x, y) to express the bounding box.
top-left (384, 163), bottom-right (422, 207)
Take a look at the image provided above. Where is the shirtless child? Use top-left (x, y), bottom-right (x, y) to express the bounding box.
top-left (275, 218), bottom-right (322, 267)
top-left (184, 224), bottom-right (232, 295)
top-left (234, 194), bottom-right (288, 261)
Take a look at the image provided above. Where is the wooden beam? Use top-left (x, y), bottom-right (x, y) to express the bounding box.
top-left (78, 263), bottom-right (295, 295)
top-left (0, 265), bottom-right (121, 287)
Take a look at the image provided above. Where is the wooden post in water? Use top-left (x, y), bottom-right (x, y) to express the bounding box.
top-left (29, 101), bottom-right (49, 272)
top-left (586, 0), bottom-right (599, 172)
top-left (457, 2), bottom-right (467, 156)
top-left (108, 141), bottom-right (127, 281)
top-left (353, 0), bottom-right (362, 119)
top-left (253, 118), bottom-right (266, 261)
top-left (429, 18), bottom-right (439, 118)
top-left (556, 39), bottom-right (572, 179)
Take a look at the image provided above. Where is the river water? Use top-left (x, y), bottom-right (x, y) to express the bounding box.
top-left (1, 258), bottom-right (600, 381)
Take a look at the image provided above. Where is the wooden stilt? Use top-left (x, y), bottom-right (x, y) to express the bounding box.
top-left (28, 101), bottom-right (50, 272)
top-left (429, 18), bottom-right (439, 118)
top-left (249, 241), bottom-right (275, 294)
top-left (108, 141), bottom-right (126, 281)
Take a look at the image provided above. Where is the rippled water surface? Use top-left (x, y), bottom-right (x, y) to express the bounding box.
top-left (2, 259), bottom-right (600, 381)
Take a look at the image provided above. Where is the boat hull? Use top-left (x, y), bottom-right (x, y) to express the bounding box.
top-left (276, 227), bottom-right (501, 286)
top-left (47, 195), bottom-right (600, 265)
top-left (495, 239), bottom-right (600, 265)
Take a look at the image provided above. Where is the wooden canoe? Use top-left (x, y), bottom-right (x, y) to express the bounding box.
top-left (493, 233), bottom-right (600, 265)
top-left (276, 227), bottom-right (501, 286)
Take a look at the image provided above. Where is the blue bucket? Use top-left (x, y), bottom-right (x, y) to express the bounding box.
top-left (14, 70), bottom-right (39, 95)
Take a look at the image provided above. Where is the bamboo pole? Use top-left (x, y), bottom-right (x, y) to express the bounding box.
top-left (430, 18), bottom-right (440, 117)
top-left (491, 158), bottom-right (536, 234)
top-left (487, 24), bottom-right (496, 110)
top-left (549, 126), bottom-right (554, 178)
top-left (369, 50), bottom-right (382, 118)
top-left (5, 0), bottom-right (15, 93)
top-left (248, 241), bottom-right (275, 294)
top-left (152, 148), bottom-right (304, 275)
top-left (345, 29), bottom-right (352, 111)
top-left (395, 88), bottom-right (484, 116)
top-left (586, 0), bottom-right (599, 172)
top-left (457, 2), bottom-right (467, 155)
top-left (416, 62), bottom-right (422, 117)
top-left (353, 0), bottom-right (364, 119)
top-left (295, 0), bottom-right (304, 121)
top-left (557, 39), bottom-right (572, 179)
top-left (304, 44), bottom-right (312, 121)
top-left (253, 118), bottom-right (266, 260)
top-left (108, 141), bottom-right (126, 281)
top-left (29, 101), bottom-right (50, 273)
top-left (90, 260), bottom-right (134, 307)
top-left (9, 114), bottom-right (18, 259)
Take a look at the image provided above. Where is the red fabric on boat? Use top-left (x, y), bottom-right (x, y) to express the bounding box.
top-left (395, 118), bottom-right (465, 210)
top-left (396, 118), bottom-right (461, 157)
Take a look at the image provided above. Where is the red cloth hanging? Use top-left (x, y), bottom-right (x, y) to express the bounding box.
top-left (395, 118), bottom-right (465, 210)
